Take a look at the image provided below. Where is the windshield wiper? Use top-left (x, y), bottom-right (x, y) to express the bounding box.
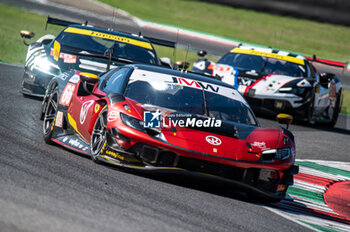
top-left (260, 58), bottom-right (268, 73)
top-left (104, 48), bottom-right (113, 71)
top-left (117, 57), bottom-right (133, 63)
top-left (201, 89), bottom-right (209, 116)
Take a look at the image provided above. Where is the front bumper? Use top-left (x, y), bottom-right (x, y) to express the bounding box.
top-left (100, 134), bottom-right (298, 200)
top-left (21, 68), bottom-right (55, 97)
top-left (245, 96), bottom-right (311, 120)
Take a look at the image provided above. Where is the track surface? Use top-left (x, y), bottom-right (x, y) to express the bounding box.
top-left (0, 63), bottom-right (316, 232)
top-left (0, 1), bottom-right (349, 231)
top-left (0, 63), bottom-right (349, 232)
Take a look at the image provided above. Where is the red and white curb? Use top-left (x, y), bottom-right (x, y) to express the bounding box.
top-left (265, 159), bottom-right (350, 232)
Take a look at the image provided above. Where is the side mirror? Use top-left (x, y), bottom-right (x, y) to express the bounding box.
top-left (80, 72), bottom-right (99, 83)
top-left (160, 57), bottom-right (177, 69)
top-left (320, 72), bottom-right (335, 84)
top-left (276, 113), bottom-right (293, 129)
top-left (80, 72), bottom-right (99, 95)
top-left (20, 30), bottom-right (35, 46)
top-left (176, 61), bottom-right (190, 70)
top-left (197, 50), bottom-right (207, 57)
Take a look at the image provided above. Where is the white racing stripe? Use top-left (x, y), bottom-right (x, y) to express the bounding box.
top-left (130, 69), bottom-right (248, 104)
top-left (277, 51), bottom-right (289, 56)
top-left (299, 166), bottom-right (350, 181)
top-left (298, 159), bottom-right (350, 172)
top-left (293, 179), bottom-right (327, 192)
top-left (287, 197), bottom-right (338, 214)
top-left (78, 64), bottom-right (105, 73)
top-left (79, 59), bottom-right (107, 68)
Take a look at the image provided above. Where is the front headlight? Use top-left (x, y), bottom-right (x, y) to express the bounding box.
top-left (276, 148), bottom-right (290, 160)
top-left (33, 56), bottom-right (59, 75)
top-left (120, 113), bottom-right (145, 132)
top-left (279, 87), bottom-right (306, 95)
top-left (262, 148), bottom-right (290, 160)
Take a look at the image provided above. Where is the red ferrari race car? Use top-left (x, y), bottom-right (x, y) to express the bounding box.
top-left (41, 64), bottom-right (298, 201)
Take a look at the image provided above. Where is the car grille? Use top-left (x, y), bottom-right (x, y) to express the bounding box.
top-left (176, 157), bottom-right (245, 181)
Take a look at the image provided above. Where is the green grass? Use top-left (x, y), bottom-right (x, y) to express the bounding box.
top-left (153, 44), bottom-right (218, 69)
top-left (0, 2), bottom-right (61, 65)
top-left (342, 89), bottom-right (350, 114)
top-left (100, 0), bottom-right (350, 62)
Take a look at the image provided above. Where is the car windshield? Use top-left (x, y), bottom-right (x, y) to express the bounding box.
top-left (55, 32), bottom-right (158, 64)
top-left (124, 80), bottom-right (257, 126)
top-left (218, 53), bottom-right (306, 77)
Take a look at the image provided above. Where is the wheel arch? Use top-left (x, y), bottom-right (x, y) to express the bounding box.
top-left (88, 99), bottom-right (108, 135)
top-left (40, 78), bottom-right (60, 120)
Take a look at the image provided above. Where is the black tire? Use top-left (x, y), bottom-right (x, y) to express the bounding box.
top-left (42, 83), bottom-right (59, 144)
top-left (90, 107), bottom-right (108, 163)
top-left (325, 91), bottom-right (342, 127)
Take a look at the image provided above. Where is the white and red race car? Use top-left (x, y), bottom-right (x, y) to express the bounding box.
top-left (192, 46), bottom-right (344, 126)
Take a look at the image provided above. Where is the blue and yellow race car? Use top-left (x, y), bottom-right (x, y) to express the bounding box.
top-left (20, 17), bottom-right (175, 97)
top-left (192, 46), bottom-right (344, 127)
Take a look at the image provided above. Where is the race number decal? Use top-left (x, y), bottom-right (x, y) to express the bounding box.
top-left (59, 83), bottom-right (76, 106)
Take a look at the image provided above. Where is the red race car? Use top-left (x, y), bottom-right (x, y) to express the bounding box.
top-left (41, 64), bottom-right (298, 201)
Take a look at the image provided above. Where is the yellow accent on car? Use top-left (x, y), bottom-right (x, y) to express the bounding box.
top-left (106, 150), bottom-right (125, 160)
top-left (277, 113), bottom-right (293, 120)
top-left (100, 155), bottom-right (183, 170)
top-left (67, 113), bottom-right (88, 143)
top-left (230, 48), bottom-right (305, 65)
top-left (276, 113), bottom-right (293, 126)
top-left (80, 72), bottom-right (99, 80)
top-left (53, 41), bottom-right (61, 62)
top-left (94, 104), bottom-right (100, 113)
top-left (64, 27), bottom-right (153, 50)
top-left (100, 140), bottom-right (107, 154)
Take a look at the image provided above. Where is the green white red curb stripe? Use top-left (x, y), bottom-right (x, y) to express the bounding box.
top-left (265, 159), bottom-right (350, 232)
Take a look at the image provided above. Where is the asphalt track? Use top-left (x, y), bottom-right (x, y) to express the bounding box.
top-left (0, 64), bottom-right (349, 232)
top-left (0, 0), bottom-right (350, 231)
top-left (0, 63), bottom-right (315, 232)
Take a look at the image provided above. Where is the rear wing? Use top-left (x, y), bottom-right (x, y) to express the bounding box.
top-left (45, 16), bottom-right (88, 29)
top-left (142, 37), bottom-right (175, 48)
top-left (305, 55), bottom-right (349, 73)
top-left (45, 16), bottom-right (176, 48)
